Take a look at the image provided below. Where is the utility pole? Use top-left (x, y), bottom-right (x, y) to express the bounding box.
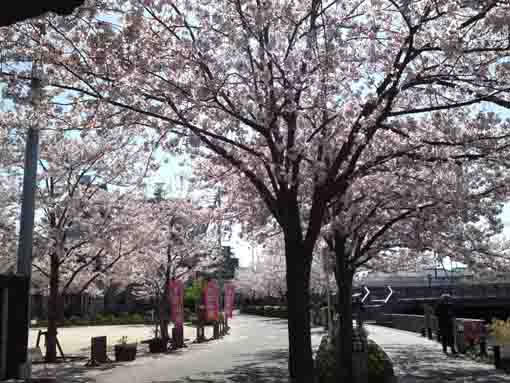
top-left (16, 24), bottom-right (45, 379)
top-left (16, 57), bottom-right (43, 379)
top-left (16, 116), bottom-right (39, 276)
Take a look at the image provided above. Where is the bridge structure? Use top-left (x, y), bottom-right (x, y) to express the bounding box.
top-left (354, 269), bottom-right (510, 320)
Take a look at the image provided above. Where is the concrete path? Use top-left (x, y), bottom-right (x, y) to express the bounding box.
top-left (31, 317), bottom-right (510, 383)
top-left (367, 324), bottom-right (510, 383)
top-left (32, 314), bottom-right (324, 383)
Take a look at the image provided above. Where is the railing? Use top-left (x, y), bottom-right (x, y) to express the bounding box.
top-left (384, 286), bottom-right (393, 304)
top-left (378, 313), bottom-right (486, 353)
top-left (361, 286), bottom-right (370, 303)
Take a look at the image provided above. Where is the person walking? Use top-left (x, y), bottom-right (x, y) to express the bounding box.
top-left (435, 294), bottom-right (457, 354)
top-left (424, 303), bottom-right (434, 340)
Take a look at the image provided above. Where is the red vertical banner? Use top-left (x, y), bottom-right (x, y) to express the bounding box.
top-left (204, 280), bottom-right (219, 321)
top-left (224, 283), bottom-right (235, 318)
top-left (169, 279), bottom-right (184, 325)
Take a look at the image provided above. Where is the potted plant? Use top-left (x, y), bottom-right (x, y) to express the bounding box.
top-left (114, 336), bottom-right (137, 362)
top-left (148, 327), bottom-right (167, 353)
top-left (489, 319), bottom-right (510, 370)
top-left (148, 337), bottom-right (167, 353)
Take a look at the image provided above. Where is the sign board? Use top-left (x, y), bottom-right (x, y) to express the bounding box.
top-left (463, 321), bottom-right (482, 343)
top-left (502, 345), bottom-right (510, 359)
top-left (204, 280), bottom-right (219, 322)
top-left (91, 336), bottom-right (108, 363)
top-left (224, 283), bottom-right (235, 319)
top-left (487, 334), bottom-right (498, 347)
top-left (169, 280), bottom-right (184, 326)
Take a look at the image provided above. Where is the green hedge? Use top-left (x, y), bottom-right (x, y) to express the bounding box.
top-left (32, 313), bottom-right (150, 328)
top-left (316, 335), bottom-right (395, 383)
top-left (241, 305), bottom-right (288, 318)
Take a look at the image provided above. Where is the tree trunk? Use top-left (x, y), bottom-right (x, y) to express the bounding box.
top-left (46, 253), bottom-right (59, 362)
top-left (161, 319), bottom-right (170, 340)
top-left (157, 296), bottom-right (170, 340)
top-left (162, 242), bottom-right (171, 340)
top-left (284, 239), bottom-right (313, 383)
top-left (334, 235), bottom-right (354, 383)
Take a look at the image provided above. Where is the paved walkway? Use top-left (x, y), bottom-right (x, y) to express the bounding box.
top-left (32, 314), bottom-right (324, 383)
top-left (367, 324), bottom-right (510, 383)
top-left (30, 316), bottom-right (510, 383)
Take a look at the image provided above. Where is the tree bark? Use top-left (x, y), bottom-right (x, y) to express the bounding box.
top-left (161, 318), bottom-right (170, 340)
top-left (46, 253), bottom-right (59, 362)
top-left (156, 295), bottom-right (170, 340)
top-left (162, 240), bottom-right (171, 340)
top-left (284, 237), bottom-right (313, 383)
top-left (334, 235), bottom-right (354, 383)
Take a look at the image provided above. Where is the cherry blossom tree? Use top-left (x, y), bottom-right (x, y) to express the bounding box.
top-left (319, 152), bottom-right (509, 380)
top-left (236, 237), bottom-right (333, 302)
top-left (0, 119), bottom-right (21, 264)
top-left (0, 177), bottom-right (18, 265)
top-left (128, 193), bottom-right (216, 339)
top-left (3, 0), bottom-right (510, 378)
top-left (4, 120), bottom-right (156, 361)
top-left (220, 143), bottom-right (510, 380)
top-left (236, 238), bottom-right (287, 301)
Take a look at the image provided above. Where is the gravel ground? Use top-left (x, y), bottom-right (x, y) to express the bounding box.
top-left (29, 324), bottom-right (212, 357)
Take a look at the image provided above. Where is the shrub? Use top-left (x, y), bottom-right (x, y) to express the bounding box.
top-left (184, 280), bottom-right (203, 309)
top-left (240, 305), bottom-right (287, 318)
top-left (367, 341), bottom-right (389, 382)
top-left (95, 313), bottom-right (109, 322)
top-left (130, 313), bottom-right (144, 322)
top-left (316, 337), bottom-right (336, 383)
top-left (490, 319), bottom-right (510, 344)
top-left (31, 312), bottom-right (149, 328)
top-left (316, 335), bottom-right (395, 383)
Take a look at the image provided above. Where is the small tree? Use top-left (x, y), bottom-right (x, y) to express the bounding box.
top-left (25, 127), bottom-right (153, 362)
top-left (130, 197), bottom-right (216, 339)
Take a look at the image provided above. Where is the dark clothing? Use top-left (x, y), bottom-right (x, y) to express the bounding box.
top-left (424, 304), bottom-right (434, 340)
top-left (436, 301), bottom-right (454, 329)
top-left (440, 328), bottom-right (456, 354)
top-left (435, 301), bottom-right (456, 353)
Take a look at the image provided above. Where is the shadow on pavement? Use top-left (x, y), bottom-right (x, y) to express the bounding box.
top-left (234, 349), bottom-right (289, 364)
top-left (256, 318), bottom-right (287, 323)
top-left (150, 348), bottom-right (291, 383)
top-left (32, 361), bottom-right (117, 383)
top-left (384, 344), bottom-right (510, 383)
top-left (32, 345), bottom-right (190, 383)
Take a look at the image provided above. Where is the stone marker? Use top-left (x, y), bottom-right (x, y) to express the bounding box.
top-left (85, 336), bottom-right (109, 366)
top-left (28, 347), bottom-right (44, 363)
